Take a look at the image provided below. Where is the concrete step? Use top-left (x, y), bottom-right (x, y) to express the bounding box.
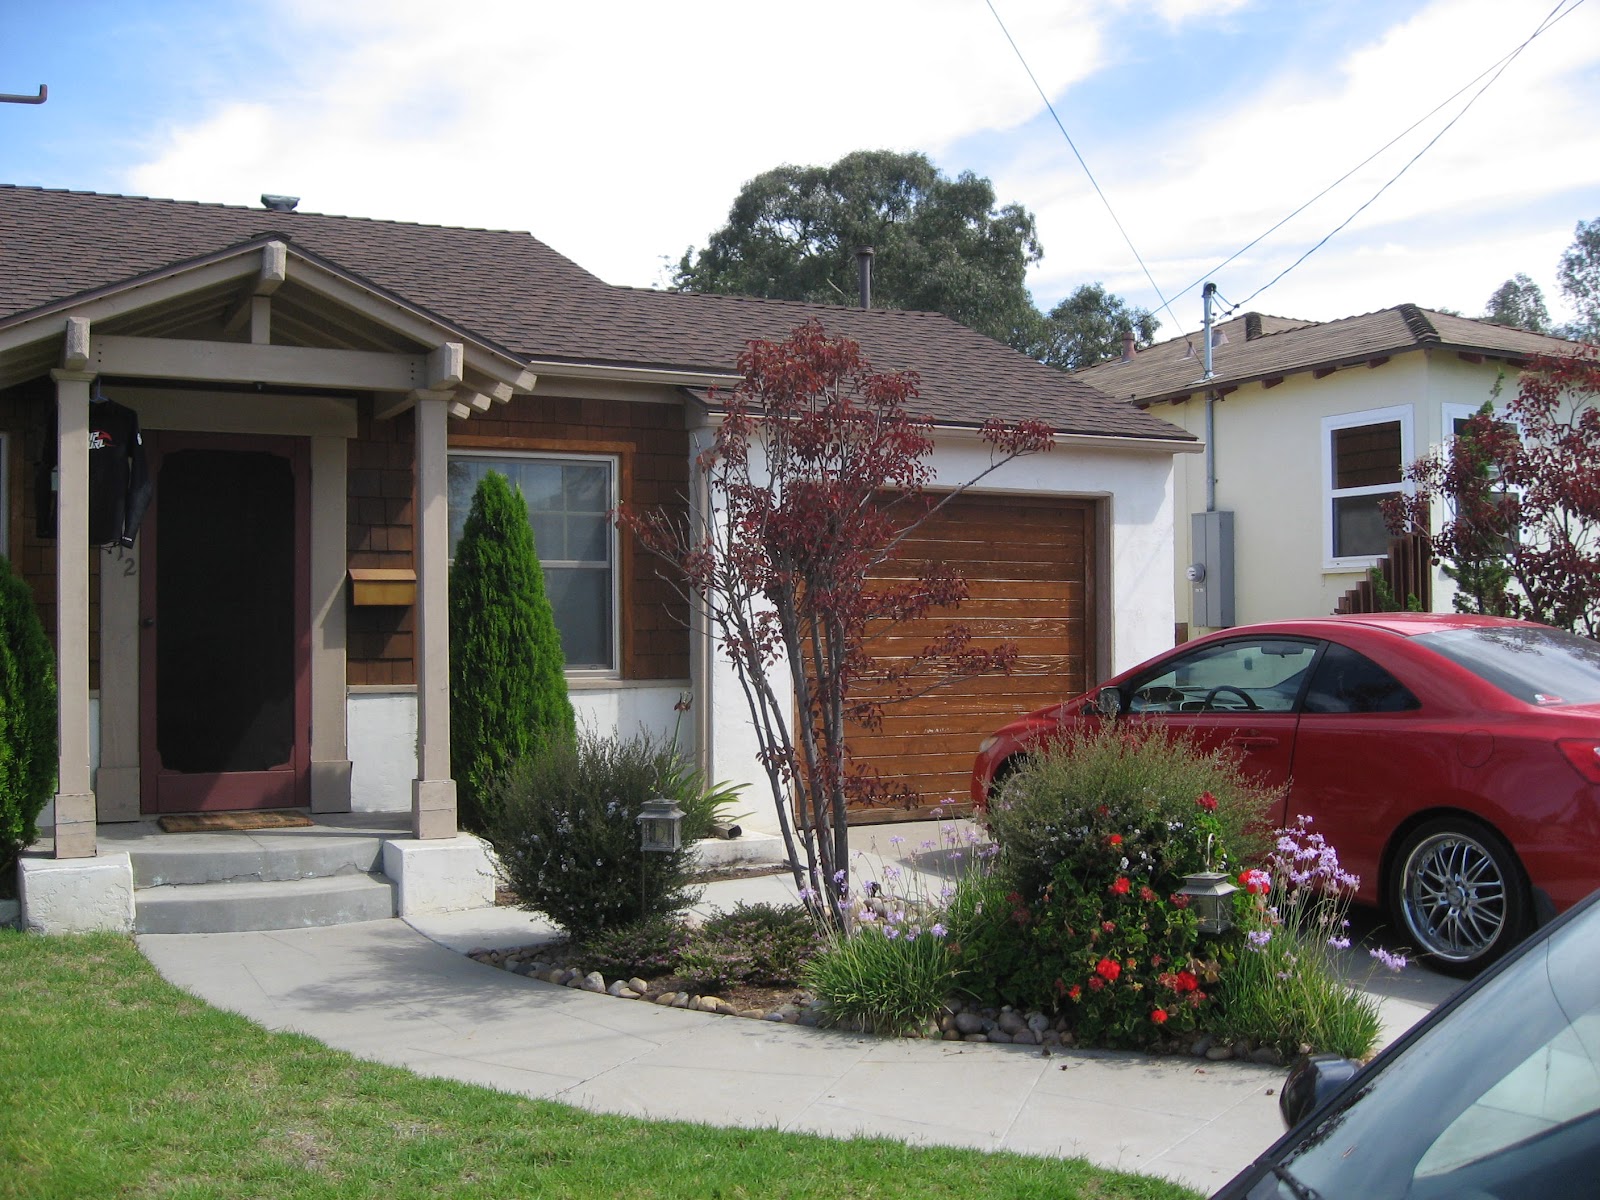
top-left (124, 832), bottom-right (387, 888)
top-left (134, 872), bottom-right (397, 934)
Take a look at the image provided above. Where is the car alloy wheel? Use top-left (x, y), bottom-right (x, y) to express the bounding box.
top-left (1392, 818), bottom-right (1527, 974)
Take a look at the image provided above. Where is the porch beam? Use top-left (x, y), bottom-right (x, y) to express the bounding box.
top-left (62, 316), bottom-right (91, 371)
top-left (221, 241), bottom-right (289, 337)
top-left (50, 369), bottom-right (98, 859)
top-left (411, 389), bottom-right (458, 839)
top-left (426, 342), bottom-right (464, 390)
top-left (373, 392), bottom-right (415, 421)
top-left (91, 335), bottom-right (425, 392)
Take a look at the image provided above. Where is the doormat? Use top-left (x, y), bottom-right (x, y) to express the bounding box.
top-left (158, 811), bottom-right (314, 833)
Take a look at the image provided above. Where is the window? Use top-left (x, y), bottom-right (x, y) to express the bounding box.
top-left (1126, 637), bottom-right (1318, 714)
top-left (447, 453), bottom-right (617, 672)
top-left (1322, 405), bottom-right (1413, 565)
top-left (1302, 643), bottom-right (1419, 713)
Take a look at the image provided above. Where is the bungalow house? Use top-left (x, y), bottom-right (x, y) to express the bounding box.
top-left (1076, 305), bottom-right (1585, 637)
top-left (1, 185), bottom-right (1194, 933)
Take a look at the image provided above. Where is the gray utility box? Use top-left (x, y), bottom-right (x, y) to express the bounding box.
top-left (1188, 511), bottom-right (1235, 629)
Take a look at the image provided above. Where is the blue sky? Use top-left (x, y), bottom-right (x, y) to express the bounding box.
top-left (3, 0), bottom-right (1597, 337)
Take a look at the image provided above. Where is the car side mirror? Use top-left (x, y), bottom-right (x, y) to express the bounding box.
top-left (1279, 1053), bottom-right (1361, 1128)
top-left (1096, 687), bottom-right (1124, 718)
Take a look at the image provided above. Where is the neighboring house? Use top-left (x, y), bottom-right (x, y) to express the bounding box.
top-left (1076, 305), bottom-right (1585, 637)
top-left (0, 185), bottom-right (1195, 922)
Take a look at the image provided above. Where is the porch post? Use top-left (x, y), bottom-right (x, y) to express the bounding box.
top-left (50, 370), bottom-right (97, 859)
top-left (411, 391), bottom-right (457, 839)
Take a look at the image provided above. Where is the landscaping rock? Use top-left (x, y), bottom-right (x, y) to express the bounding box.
top-left (796, 1011), bottom-right (821, 1027)
top-left (1190, 1034), bottom-right (1215, 1057)
top-left (1026, 1012), bottom-right (1051, 1037)
top-left (996, 1010), bottom-right (1027, 1036)
top-left (943, 1029), bottom-right (964, 1041)
top-left (737, 1008), bottom-right (765, 1020)
top-left (963, 1033), bottom-right (989, 1043)
top-left (606, 979), bottom-right (630, 998)
top-left (1251, 1046), bottom-right (1287, 1067)
top-left (775, 1004), bottom-right (802, 1024)
top-left (564, 973), bottom-right (584, 988)
top-left (1010, 1029), bottom-right (1038, 1046)
top-left (1041, 1030), bottom-right (1062, 1047)
top-left (1232, 1039), bottom-right (1252, 1061)
top-left (954, 1011), bottom-right (986, 1036)
top-left (763, 1010), bottom-right (786, 1022)
top-left (655, 991), bottom-right (679, 1006)
top-left (582, 971), bottom-right (606, 993)
top-left (987, 1029), bottom-right (1013, 1044)
top-left (627, 978), bottom-right (651, 996)
top-left (671, 994), bottom-right (693, 1009)
top-left (1206, 1045), bottom-right (1235, 1061)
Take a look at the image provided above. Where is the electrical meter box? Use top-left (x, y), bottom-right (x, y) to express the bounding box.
top-left (1189, 511), bottom-right (1235, 629)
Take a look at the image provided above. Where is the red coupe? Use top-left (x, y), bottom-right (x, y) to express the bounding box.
top-left (971, 614), bottom-right (1600, 973)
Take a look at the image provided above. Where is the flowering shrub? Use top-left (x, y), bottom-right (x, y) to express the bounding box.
top-left (956, 726), bottom-right (1274, 1047)
top-left (1214, 817), bottom-right (1392, 1058)
top-left (676, 902), bottom-right (820, 988)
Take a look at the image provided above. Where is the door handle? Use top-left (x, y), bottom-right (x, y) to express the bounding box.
top-left (1229, 735), bottom-right (1277, 750)
top-left (140, 616), bottom-right (156, 629)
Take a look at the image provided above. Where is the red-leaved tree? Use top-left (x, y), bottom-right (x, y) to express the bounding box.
top-left (622, 321), bottom-right (1052, 925)
top-left (1384, 348), bottom-right (1600, 636)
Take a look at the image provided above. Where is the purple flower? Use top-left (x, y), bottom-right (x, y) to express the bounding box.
top-left (832, 870), bottom-right (847, 885)
top-left (1246, 929), bottom-right (1273, 951)
top-left (884, 925), bottom-right (901, 940)
top-left (798, 885), bottom-right (816, 902)
top-left (1369, 947), bottom-right (1408, 972)
top-left (930, 923), bottom-right (948, 938)
top-left (1327, 936), bottom-right (1351, 950)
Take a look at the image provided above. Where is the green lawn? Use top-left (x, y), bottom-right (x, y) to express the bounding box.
top-left (0, 931), bottom-right (1203, 1200)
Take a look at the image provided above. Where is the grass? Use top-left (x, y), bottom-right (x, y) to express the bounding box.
top-left (0, 931), bottom-right (1203, 1200)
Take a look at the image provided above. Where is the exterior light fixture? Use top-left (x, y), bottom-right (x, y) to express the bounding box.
top-left (1178, 871), bottom-right (1239, 935)
top-left (637, 797), bottom-right (685, 854)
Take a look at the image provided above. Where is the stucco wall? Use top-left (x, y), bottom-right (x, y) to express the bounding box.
top-left (1166, 349), bottom-right (1514, 633)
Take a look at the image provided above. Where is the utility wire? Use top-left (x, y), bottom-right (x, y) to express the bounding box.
top-left (1232, 0), bottom-right (1583, 311)
top-left (982, 0), bottom-right (1183, 333)
top-left (1166, 0), bottom-right (1586, 318)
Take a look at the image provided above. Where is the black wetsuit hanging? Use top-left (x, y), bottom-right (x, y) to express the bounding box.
top-left (35, 393), bottom-right (153, 548)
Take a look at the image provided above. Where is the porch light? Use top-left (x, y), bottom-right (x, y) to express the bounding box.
top-left (1178, 871), bottom-right (1239, 935)
top-left (637, 797), bottom-right (685, 854)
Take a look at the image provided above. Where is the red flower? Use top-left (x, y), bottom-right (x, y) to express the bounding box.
top-left (1095, 957), bottom-right (1121, 982)
top-left (1151, 1009), bottom-right (1169, 1025)
top-left (1110, 876), bottom-right (1131, 895)
top-left (1053, 977), bottom-right (1067, 998)
top-left (1174, 970), bottom-right (1199, 993)
top-left (1101, 920), bottom-right (1116, 933)
top-left (1087, 976), bottom-right (1105, 992)
top-left (1067, 984), bottom-right (1082, 1000)
top-left (1139, 885), bottom-right (1157, 902)
top-left (1239, 868), bottom-right (1271, 895)
top-left (1108, 834), bottom-right (1123, 846)
top-left (1197, 791), bottom-right (1218, 812)
top-left (1170, 893), bottom-right (1191, 909)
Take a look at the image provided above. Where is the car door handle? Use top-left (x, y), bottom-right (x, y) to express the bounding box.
top-left (1229, 735), bottom-right (1278, 750)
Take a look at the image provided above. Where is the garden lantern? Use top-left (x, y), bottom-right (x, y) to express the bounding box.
top-left (637, 797), bottom-right (686, 854)
top-left (1179, 871), bottom-right (1238, 935)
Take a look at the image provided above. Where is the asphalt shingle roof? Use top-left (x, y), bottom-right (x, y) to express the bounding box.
top-left (1077, 303), bottom-right (1585, 405)
top-left (0, 185), bottom-right (1189, 443)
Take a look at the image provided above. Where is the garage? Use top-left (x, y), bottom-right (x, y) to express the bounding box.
top-left (843, 492), bottom-right (1097, 821)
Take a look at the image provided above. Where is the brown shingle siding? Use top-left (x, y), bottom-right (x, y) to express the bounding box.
top-left (346, 399), bottom-right (416, 686)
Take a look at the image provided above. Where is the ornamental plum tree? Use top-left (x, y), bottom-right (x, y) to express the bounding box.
top-left (622, 321), bottom-right (1051, 925)
top-left (1384, 348), bottom-right (1600, 636)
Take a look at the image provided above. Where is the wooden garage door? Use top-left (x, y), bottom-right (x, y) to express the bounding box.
top-left (843, 493), bottom-right (1095, 821)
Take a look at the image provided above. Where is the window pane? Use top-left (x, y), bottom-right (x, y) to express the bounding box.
top-left (1303, 643), bottom-right (1420, 713)
top-left (1334, 492), bottom-right (1396, 558)
top-left (1129, 639), bottom-right (1317, 713)
top-left (545, 566), bottom-right (610, 667)
top-left (564, 463), bottom-right (609, 512)
top-left (565, 513), bottom-right (609, 562)
top-left (1333, 421), bottom-right (1401, 488)
top-left (513, 461), bottom-right (565, 512)
top-left (529, 513), bottom-right (564, 560)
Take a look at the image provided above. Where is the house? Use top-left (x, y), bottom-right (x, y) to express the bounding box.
top-left (1076, 305), bottom-right (1585, 637)
top-left (0, 185), bottom-right (1195, 932)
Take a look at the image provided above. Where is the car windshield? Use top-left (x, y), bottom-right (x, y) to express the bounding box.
top-left (1245, 899), bottom-right (1600, 1199)
top-left (1414, 625), bottom-right (1600, 706)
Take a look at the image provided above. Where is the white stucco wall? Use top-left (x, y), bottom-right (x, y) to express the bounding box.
top-left (1167, 349), bottom-right (1514, 632)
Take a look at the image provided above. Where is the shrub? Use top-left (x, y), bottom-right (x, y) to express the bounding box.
top-left (482, 731), bottom-right (701, 940)
top-left (1215, 818), bottom-right (1387, 1059)
top-left (966, 725), bottom-right (1275, 1047)
top-left (676, 902), bottom-right (820, 989)
top-left (575, 915), bottom-right (693, 979)
top-left (803, 925), bottom-right (956, 1037)
top-left (449, 470), bottom-right (574, 832)
top-left (0, 556), bottom-right (55, 881)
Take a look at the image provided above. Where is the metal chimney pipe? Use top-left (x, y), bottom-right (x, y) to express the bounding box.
top-left (854, 246), bottom-right (874, 309)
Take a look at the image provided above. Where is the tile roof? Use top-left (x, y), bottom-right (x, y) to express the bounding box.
top-left (1077, 303), bottom-right (1587, 406)
top-left (0, 185), bottom-right (1189, 443)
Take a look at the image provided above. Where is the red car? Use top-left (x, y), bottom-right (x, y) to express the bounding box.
top-left (971, 614), bottom-right (1600, 974)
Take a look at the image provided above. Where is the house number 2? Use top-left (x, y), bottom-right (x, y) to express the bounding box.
top-left (102, 545), bottom-right (136, 577)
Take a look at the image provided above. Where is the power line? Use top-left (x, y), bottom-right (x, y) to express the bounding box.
top-left (982, 0), bottom-right (1182, 333)
top-left (1231, 0), bottom-right (1584, 311)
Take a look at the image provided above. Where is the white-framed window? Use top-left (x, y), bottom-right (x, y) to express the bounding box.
top-left (1321, 404), bottom-right (1413, 567)
top-left (447, 451), bottom-right (619, 673)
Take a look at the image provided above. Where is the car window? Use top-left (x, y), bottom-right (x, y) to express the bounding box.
top-left (1302, 643), bottom-right (1420, 714)
top-left (1245, 898), bottom-right (1600, 1200)
top-left (1127, 639), bottom-right (1317, 714)
top-left (1415, 624), bottom-right (1600, 706)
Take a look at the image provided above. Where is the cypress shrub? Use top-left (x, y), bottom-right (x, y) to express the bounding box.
top-left (449, 470), bottom-right (574, 832)
top-left (0, 556), bottom-right (56, 880)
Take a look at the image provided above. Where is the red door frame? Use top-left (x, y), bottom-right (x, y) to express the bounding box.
top-left (138, 432), bottom-right (312, 813)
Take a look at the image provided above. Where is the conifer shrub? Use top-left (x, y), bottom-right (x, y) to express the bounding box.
top-left (449, 470), bottom-right (574, 832)
top-left (482, 730), bottom-right (702, 941)
top-left (0, 556), bottom-right (56, 883)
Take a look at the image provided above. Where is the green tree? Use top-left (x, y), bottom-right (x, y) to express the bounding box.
top-left (1484, 272), bottom-right (1551, 333)
top-left (1034, 282), bottom-right (1160, 369)
top-left (0, 556), bottom-right (55, 878)
top-left (449, 471), bottom-right (574, 832)
top-left (1558, 217), bottom-right (1600, 342)
top-left (674, 150), bottom-right (1046, 351)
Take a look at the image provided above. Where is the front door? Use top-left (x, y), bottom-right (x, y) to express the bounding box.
top-left (139, 433), bottom-right (311, 812)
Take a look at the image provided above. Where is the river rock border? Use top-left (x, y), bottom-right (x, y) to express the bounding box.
top-left (466, 943), bottom-right (1288, 1065)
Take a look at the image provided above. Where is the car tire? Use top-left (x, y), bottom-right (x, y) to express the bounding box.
top-left (1388, 817), bottom-right (1530, 976)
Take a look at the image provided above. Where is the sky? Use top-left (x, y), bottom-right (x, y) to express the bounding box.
top-left (2, 0), bottom-right (1598, 339)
